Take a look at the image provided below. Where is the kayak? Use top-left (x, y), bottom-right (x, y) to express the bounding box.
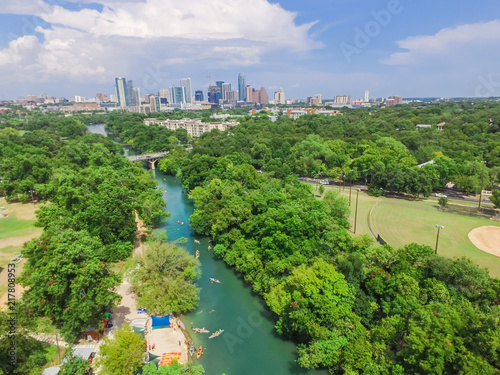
top-left (209, 278), bottom-right (220, 284)
top-left (190, 344), bottom-right (194, 357)
top-left (192, 327), bottom-right (209, 333)
top-left (197, 345), bottom-right (203, 359)
top-left (194, 240), bottom-right (200, 244)
top-left (209, 329), bottom-right (224, 339)
top-left (195, 250), bottom-right (199, 259)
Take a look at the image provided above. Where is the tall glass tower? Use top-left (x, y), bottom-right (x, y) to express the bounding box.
top-left (238, 73), bottom-right (246, 101)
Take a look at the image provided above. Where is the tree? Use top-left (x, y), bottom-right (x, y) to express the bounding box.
top-left (491, 189), bottom-right (500, 208)
top-left (20, 230), bottom-right (122, 341)
top-left (319, 184), bottom-right (325, 196)
top-left (438, 196), bottom-right (449, 210)
top-left (97, 324), bottom-right (145, 375)
top-left (131, 241), bottom-right (200, 314)
top-left (141, 361), bottom-right (205, 374)
top-left (60, 349), bottom-right (92, 375)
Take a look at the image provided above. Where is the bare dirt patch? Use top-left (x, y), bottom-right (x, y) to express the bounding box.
top-left (0, 231), bottom-right (42, 249)
top-left (0, 197), bottom-right (40, 221)
top-left (468, 226), bottom-right (500, 257)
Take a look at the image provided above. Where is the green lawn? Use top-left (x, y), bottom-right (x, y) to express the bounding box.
top-left (321, 186), bottom-right (500, 277)
top-left (0, 213), bottom-right (38, 240)
top-left (371, 198), bottom-right (500, 277)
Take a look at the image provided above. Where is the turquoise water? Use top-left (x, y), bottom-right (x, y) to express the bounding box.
top-left (88, 125), bottom-right (328, 375)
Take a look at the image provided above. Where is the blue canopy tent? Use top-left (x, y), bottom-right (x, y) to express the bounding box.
top-left (151, 315), bottom-right (170, 330)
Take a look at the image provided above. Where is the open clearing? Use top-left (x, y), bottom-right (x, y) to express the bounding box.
top-left (322, 186), bottom-right (500, 277)
top-left (0, 198), bottom-right (42, 305)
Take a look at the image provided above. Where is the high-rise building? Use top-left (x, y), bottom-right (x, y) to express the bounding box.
top-left (126, 80), bottom-right (135, 106)
top-left (258, 87), bottom-right (269, 105)
top-left (364, 90), bottom-right (370, 102)
top-left (334, 95), bottom-right (350, 104)
top-left (180, 78), bottom-right (192, 103)
top-left (159, 88), bottom-right (171, 104)
top-left (246, 86), bottom-right (253, 103)
top-left (115, 77), bottom-right (128, 108)
top-left (274, 88), bottom-right (285, 105)
top-left (238, 73), bottom-right (246, 101)
top-left (208, 86), bottom-right (221, 103)
top-left (170, 86), bottom-right (186, 104)
top-left (133, 88), bottom-right (141, 106)
top-left (221, 83), bottom-right (231, 101)
top-left (195, 90), bottom-right (204, 102)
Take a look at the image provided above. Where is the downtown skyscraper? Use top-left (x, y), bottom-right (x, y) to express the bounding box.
top-left (238, 73), bottom-right (246, 101)
top-left (180, 77), bottom-right (192, 103)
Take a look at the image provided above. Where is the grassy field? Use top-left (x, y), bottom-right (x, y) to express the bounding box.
top-left (0, 198), bottom-right (42, 300)
top-left (321, 186), bottom-right (500, 277)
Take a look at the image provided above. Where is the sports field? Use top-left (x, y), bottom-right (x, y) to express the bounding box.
top-left (323, 187), bottom-right (500, 278)
top-left (0, 198), bottom-right (42, 297)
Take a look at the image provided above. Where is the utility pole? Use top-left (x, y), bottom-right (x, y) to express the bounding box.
top-left (435, 225), bottom-right (444, 255)
top-left (349, 170), bottom-right (353, 206)
top-left (354, 189), bottom-right (360, 234)
top-left (479, 161), bottom-right (486, 209)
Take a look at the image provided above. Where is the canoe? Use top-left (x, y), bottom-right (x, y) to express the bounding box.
top-left (209, 329), bottom-right (224, 339)
top-left (192, 327), bottom-right (209, 333)
top-left (209, 278), bottom-right (220, 284)
top-left (197, 345), bottom-right (203, 359)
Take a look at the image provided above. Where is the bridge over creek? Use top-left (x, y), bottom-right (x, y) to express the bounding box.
top-left (126, 151), bottom-right (169, 169)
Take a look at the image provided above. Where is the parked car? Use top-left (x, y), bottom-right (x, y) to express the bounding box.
top-left (435, 193), bottom-right (447, 198)
top-left (320, 179), bottom-right (329, 185)
top-left (310, 178), bottom-right (316, 182)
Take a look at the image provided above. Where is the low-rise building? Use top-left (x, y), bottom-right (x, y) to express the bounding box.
top-left (144, 118), bottom-right (239, 137)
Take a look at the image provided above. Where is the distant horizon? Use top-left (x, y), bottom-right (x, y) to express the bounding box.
top-left (1, 1), bottom-right (500, 100)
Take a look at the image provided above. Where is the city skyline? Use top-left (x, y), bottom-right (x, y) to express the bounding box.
top-left (0, 1), bottom-right (500, 99)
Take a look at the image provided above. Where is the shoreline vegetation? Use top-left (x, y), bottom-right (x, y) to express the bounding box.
top-left (0, 99), bottom-right (500, 374)
top-left (103, 101), bottom-right (500, 374)
top-left (0, 117), bottom-right (202, 374)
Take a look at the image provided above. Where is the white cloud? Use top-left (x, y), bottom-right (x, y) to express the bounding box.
top-left (382, 20), bottom-right (500, 65)
top-left (0, 0), bottom-right (321, 91)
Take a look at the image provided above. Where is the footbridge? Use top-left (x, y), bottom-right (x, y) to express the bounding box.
top-left (127, 151), bottom-right (169, 169)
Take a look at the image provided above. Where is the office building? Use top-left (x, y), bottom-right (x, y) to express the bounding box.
top-left (159, 88), bottom-right (171, 105)
top-left (364, 90), bottom-right (370, 102)
top-left (274, 88), bottom-right (285, 105)
top-left (195, 90), bottom-right (204, 102)
top-left (238, 73), bottom-right (246, 101)
top-left (334, 95), bottom-right (350, 104)
top-left (258, 87), bottom-right (269, 105)
top-left (222, 83), bottom-right (231, 101)
top-left (115, 77), bottom-right (128, 108)
top-left (180, 78), bottom-right (192, 103)
top-left (170, 86), bottom-right (186, 104)
top-left (133, 88), bottom-right (141, 106)
top-left (246, 86), bottom-right (253, 103)
top-left (386, 96), bottom-right (403, 107)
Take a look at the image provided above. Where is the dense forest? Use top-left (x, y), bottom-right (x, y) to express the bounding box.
top-left (1, 100), bottom-right (500, 374)
top-left (0, 116), bottom-right (168, 373)
top-left (150, 101), bottom-right (500, 374)
top-left (102, 101), bottom-right (500, 196)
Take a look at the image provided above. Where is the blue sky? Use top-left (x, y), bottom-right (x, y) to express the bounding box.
top-left (1, 0), bottom-right (500, 100)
